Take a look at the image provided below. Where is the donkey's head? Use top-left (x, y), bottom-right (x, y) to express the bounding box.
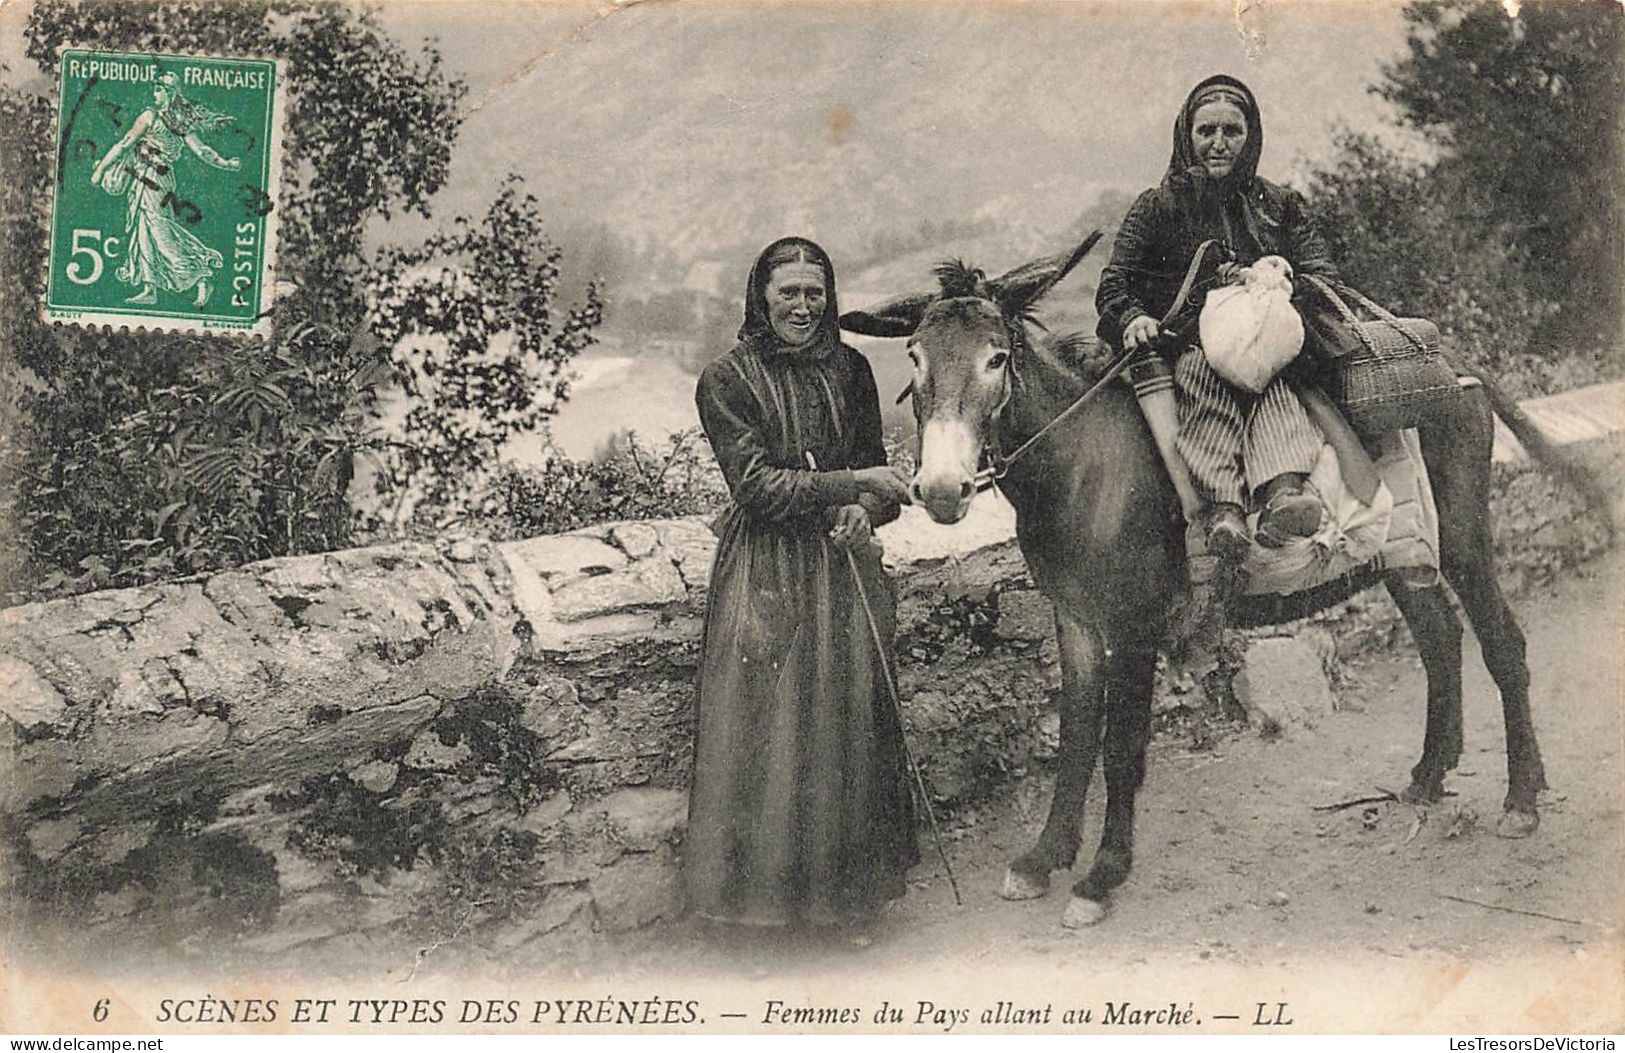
top-left (841, 232), bottom-right (1101, 523)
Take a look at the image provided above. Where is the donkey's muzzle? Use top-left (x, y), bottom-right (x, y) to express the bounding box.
top-left (913, 473), bottom-right (975, 524)
top-left (914, 417), bottom-right (982, 524)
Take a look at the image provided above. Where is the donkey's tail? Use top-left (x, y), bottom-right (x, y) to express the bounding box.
top-left (1473, 373), bottom-right (1618, 541)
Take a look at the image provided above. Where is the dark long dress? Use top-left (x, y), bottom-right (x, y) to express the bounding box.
top-left (685, 338), bottom-right (918, 928)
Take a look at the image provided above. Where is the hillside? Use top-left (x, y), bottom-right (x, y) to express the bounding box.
top-left (382, 1), bottom-right (1409, 270)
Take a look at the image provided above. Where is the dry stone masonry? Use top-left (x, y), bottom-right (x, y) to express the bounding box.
top-left (0, 513), bottom-right (1070, 958)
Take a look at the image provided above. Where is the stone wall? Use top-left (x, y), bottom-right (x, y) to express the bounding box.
top-left (0, 506), bottom-right (1065, 957)
top-left (2, 415), bottom-right (1616, 959)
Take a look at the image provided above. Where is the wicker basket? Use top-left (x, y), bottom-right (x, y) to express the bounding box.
top-left (1303, 276), bottom-right (1461, 434)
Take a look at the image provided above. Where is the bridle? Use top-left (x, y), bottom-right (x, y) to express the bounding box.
top-left (903, 316), bottom-right (1136, 495)
top-left (954, 239), bottom-right (1225, 493)
top-left (974, 339), bottom-right (1138, 492)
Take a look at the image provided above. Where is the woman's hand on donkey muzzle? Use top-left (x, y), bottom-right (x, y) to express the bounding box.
top-left (855, 465), bottom-right (913, 505)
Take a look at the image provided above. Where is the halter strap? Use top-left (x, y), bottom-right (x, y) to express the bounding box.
top-left (975, 240), bottom-right (1222, 490)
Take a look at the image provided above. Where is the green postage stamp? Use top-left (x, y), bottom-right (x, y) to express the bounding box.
top-left (44, 49), bottom-right (286, 337)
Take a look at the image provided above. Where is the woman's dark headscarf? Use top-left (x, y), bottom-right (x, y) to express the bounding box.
top-left (737, 236), bottom-right (841, 360)
top-left (1164, 75), bottom-right (1276, 257)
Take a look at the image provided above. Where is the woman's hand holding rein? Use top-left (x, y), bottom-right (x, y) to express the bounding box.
top-left (1123, 313), bottom-right (1161, 352)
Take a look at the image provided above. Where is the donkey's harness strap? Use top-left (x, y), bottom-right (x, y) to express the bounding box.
top-left (979, 240), bottom-right (1222, 486)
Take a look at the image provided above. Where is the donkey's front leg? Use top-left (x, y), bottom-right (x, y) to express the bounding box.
top-left (1003, 609), bottom-right (1106, 900)
top-left (1065, 646), bottom-right (1156, 927)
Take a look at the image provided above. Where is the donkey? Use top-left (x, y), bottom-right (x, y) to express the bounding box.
top-left (841, 235), bottom-right (1596, 928)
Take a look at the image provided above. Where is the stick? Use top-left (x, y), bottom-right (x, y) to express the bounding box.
top-left (1438, 893), bottom-right (1586, 927)
top-left (845, 544), bottom-right (963, 906)
top-left (1313, 790), bottom-right (1399, 812)
top-left (812, 456), bottom-right (962, 905)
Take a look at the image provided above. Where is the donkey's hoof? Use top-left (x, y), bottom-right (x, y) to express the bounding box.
top-left (1495, 809), bottom-right (1539, 839)
top-left (1001, 868), bottom-right (1050, 901)
top-left (1399, 782), bottom-right (1444, 806)
top-left (1061, 896), bottom-right (1107, 929)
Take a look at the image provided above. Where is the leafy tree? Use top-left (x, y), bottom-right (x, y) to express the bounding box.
top-left (1, 1), bottom-right (600, 601)
top-left (1299, 0), bottom-right (1622, 393)
top-left (368, 177), bottom-right (603, 528)
top-left (1302, 130), bottom-right (1571, 394)
top-left (1377, 0), bottom-right (1623, 343)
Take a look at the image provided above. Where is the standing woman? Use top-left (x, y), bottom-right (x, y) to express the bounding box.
top-left (685, 236), bottom-right (918, 938)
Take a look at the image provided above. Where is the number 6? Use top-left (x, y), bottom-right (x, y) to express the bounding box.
top-left (67, 228), bottom-right (104, 286)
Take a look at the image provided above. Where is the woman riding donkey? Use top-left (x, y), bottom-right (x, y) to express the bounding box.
top-left (840, 77), bottom-right (1586, 932)
top-left (1097, 74), bottom-right (1342, 566)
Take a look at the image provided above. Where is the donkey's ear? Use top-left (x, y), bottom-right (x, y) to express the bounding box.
top-left (840, 292), bottom-right (933, 338)
top-left (988, 229), bottom-right (1104, 315)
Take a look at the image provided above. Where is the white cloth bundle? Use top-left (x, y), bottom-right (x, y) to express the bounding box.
top-left (1198, 256), bottom-right (1305, 393)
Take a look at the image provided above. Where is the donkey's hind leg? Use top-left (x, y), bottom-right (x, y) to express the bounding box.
top-left (1422, 389), bottom-right (1545, 835)
top-left (1004, 609), bottom-right (1105, 901)
top-left (1386, 578), bottom-right (1465, 805)
top-left (1447, 552), bottom-right (1545, 835)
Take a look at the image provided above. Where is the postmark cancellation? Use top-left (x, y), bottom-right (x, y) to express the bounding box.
top-left (44, 49), bottom-right (285, 337)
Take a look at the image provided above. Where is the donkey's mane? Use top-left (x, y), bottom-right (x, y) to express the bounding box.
top-left (933, 257), bottom-right (1053, 328)
top-left (932, 258), bottom-right (988, 299)
top-left (931, 255), bottom-right (1118, 388)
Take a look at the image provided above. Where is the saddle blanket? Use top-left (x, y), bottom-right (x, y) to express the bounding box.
top-left (1239, 428), bottom-right (1441, 597)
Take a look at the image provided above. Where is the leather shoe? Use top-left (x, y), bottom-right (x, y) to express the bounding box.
top-left (1255, 476), bottom-right (1323, 548)
top-left (1204, 503), bottom-right (1250, 562)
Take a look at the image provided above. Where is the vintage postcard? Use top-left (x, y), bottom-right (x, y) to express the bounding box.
top-left (43, 49), bottom-right (284, 336)
top-left (1, 0), bottom-right (1621, 1041)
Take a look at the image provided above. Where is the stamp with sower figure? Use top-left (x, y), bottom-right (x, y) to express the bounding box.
top-left (45, 49), bottom-right (285, 337)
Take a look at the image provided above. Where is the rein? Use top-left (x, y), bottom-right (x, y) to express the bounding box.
top-left (973, 342), bottom-right (1138, 490)
top-left (969, 239), bottom-right (1224, 493)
